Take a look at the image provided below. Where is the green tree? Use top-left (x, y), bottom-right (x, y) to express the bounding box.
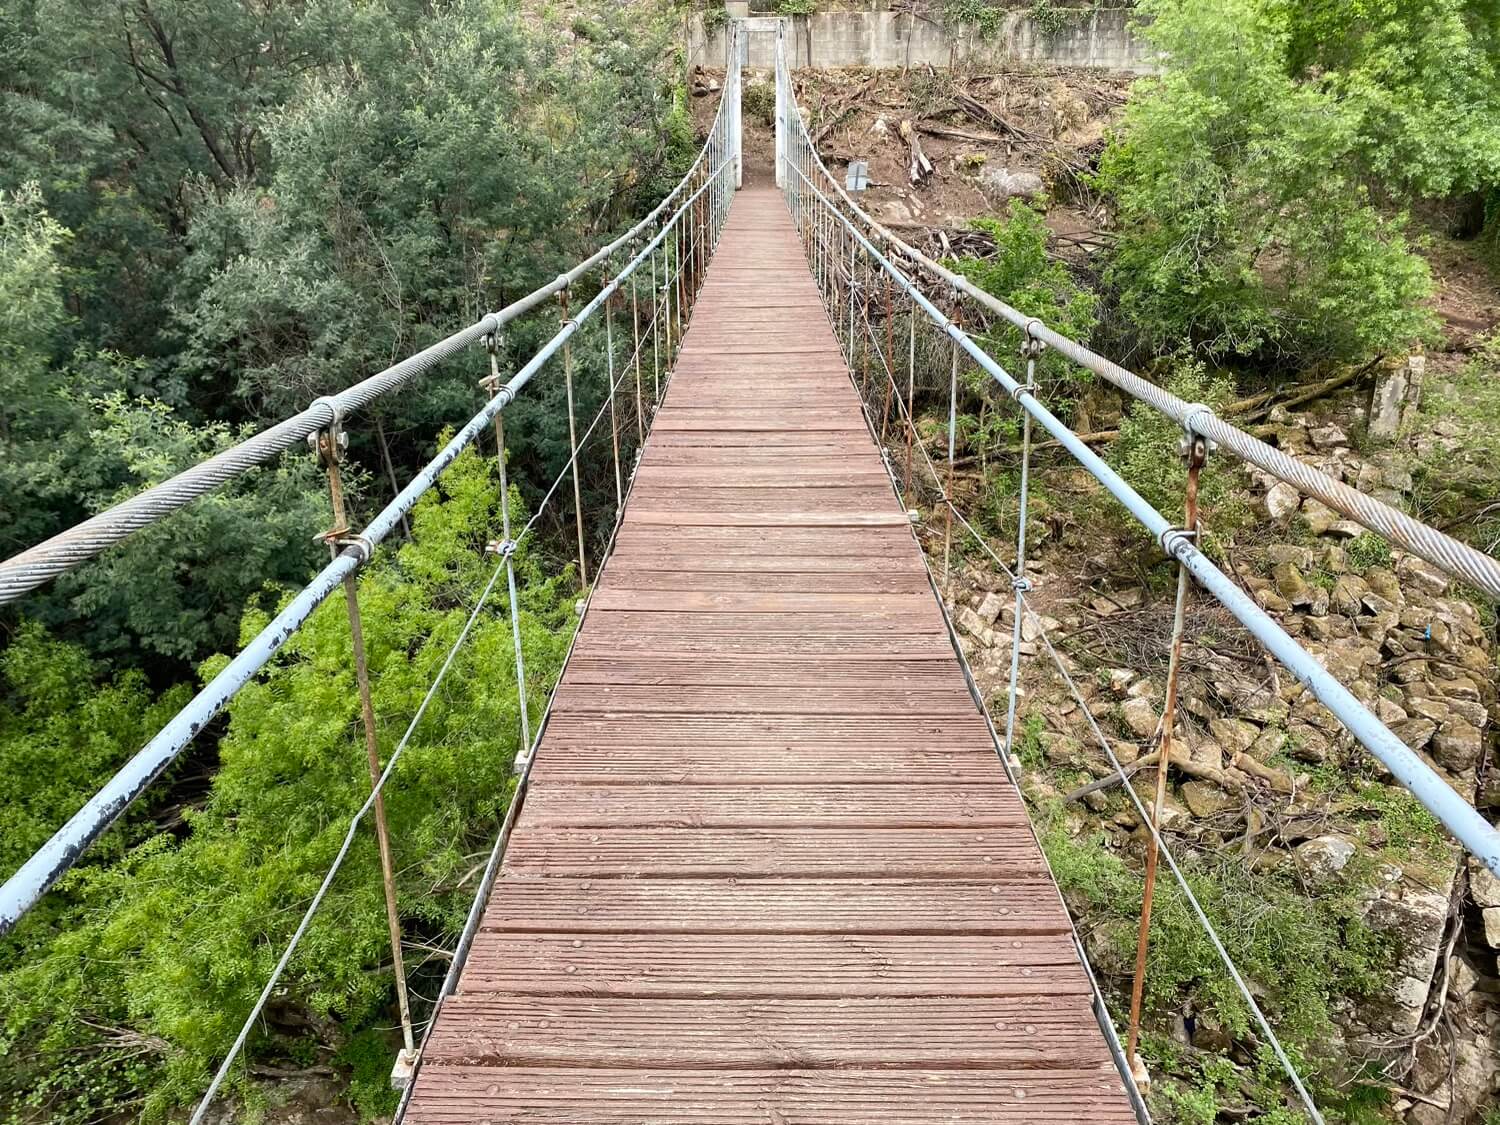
top-left (0, 624), bottom-right (191, 885)
top-left (1097, 0), bottom-right (1437, 364)
top-left (1280, 0), bottom-right (1500, 199)
top-left (0, 446), bottom-right (578, 1121)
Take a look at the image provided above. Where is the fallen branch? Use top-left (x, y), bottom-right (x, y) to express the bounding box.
top-left (952, 90), bottom-right (1046, 143)
top-left (914, 120), bottom-right (1005, 144)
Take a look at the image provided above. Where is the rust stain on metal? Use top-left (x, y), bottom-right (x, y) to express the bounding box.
top-left (404, 190), bottom-right (1135, 1122)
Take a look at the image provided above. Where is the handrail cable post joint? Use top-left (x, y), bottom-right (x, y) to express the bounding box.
top-left (308, 410), bottom-right (417, 1074)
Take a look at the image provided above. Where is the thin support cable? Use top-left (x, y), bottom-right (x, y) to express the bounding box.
top-left (0, 160), bottom-right (735, 936)
top-left (311, 423), bottom-right (417, 1062)
top-left (943, 322), bottom-right (959, 585)
top-left (484, 336), bottom-right (531, 760)
top-left (559, 289), bottom-right (589, 586)
top-left (190, 554), bottom-right (510, 1125)
top-left (196, 262), bottom-right (685, 1117)
top-left (606, 257), bottom-right (623, 513)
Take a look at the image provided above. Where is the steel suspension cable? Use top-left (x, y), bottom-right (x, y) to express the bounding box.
top-left (843, 246), bottom-right (1322, 1121)
top-left (190, 267), bottom-right (679, 1118)
top-left (780, 147), bottom-right (1500, 876)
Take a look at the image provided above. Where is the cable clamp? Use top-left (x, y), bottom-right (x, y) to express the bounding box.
top-left (1011, 576), bottom-right (1032, 593)
top-left (308, 395), bottom-right (345, 429)
top-left (1021, 319), bottom-right (1048, 356)
top-left (1009, 381), bottom-right (1037, 403)
top-left (320, 531), bottom-right (373, 565)
top-left (306, 409), bottom-right (348, 465)
top-left (1180, 401), bottom-right (1218, 443)
top-left (1158, 525), bottom-right (1198, 558)
top-left (485, 539), bottom-right (518, 560)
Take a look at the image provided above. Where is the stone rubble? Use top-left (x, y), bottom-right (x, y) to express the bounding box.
top-left (942, 399), bottom-right (1500, 1120)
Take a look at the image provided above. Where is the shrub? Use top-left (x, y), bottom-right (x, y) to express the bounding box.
top-left (950, 200), bottom-right (1099, 418)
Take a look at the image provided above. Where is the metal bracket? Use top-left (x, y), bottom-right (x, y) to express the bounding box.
top-left (389, 1046), bottom-right (418, 1091)
top-left (1020, 319), bottom-right (1048, 358)
top-left (1180, 402), bottom-right (1219, 452)
top-left (306, 418), bottom-right (348, 468)
top-left (1158, 525), bottom-right (1198, 559)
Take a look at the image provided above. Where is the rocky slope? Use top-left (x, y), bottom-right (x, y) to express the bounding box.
top-left (943, 392), bottom-right (1500, 1121)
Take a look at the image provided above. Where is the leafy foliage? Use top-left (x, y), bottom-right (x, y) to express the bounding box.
top-left (1280, 0), bottom-right (1500, 200)
top-left (1038, 804), bottom-right (1391, 1119)
top-left (1097, 0), bottom-right (1439, 365)
top-left (0, 447), bottom-right (578, 1121)
top-left (0, 625), bottom-right (191, 884)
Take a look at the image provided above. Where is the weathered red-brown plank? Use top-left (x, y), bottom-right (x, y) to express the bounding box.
top-left (403, 187), bottom-right (1134, 1123)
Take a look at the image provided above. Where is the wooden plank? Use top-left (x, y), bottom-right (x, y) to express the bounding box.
top-left (423, 996), bottom-right (1116, 1069)
top-left (476, 878), bottom-right (1073, 935)
top-left (455, 933), bottom-right (1091, 998)
top-left (500, 827), bottom-right (1049, 879)
top-left (404, 1068), bottom-right (1137, 1124)
top-left (521, 784), bottom-right (1024, 828)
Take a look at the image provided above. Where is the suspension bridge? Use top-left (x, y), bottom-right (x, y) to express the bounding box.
top-left (3, 20), bottom-right (1500, 1124)
top-left (400, 187), bottom-right (1137, 1121)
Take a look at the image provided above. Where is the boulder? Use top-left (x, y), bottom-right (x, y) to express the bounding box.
top-left (1120, 697), bottom-right (1158, 739)
top-left (1432, 718), bottom-right (1484, 774)
top-left (1181, 780), bottom-right (1237, 818)
top-left (976, 590), bottom-right (1006, 625)
top-left (1309, 424), bottom-right (1349, 450)
top-left (1299, 498), bottom-right (1339, 535)
top-left (1365, 567), bottom-right (1404, 606)
top-left (1472, 859), bottom-right (1500, 909)
top-left (1208, 717), bottom-right (1258, 755)
top-left (1296, 835), bottom-right (1356, 880)
top-left (1272, 560), bottom-right (1311, 605)
top-left (1397, 555), bottom-right (1450, 596)
top-left (1482, 906), bottom-right (1500, 950)
top-left (956, 606), bottom-right (991, 642)
top-left (1262, 481), bottom-right (1300, 521)
top-left (977, 166), bottom-right (1046, 204)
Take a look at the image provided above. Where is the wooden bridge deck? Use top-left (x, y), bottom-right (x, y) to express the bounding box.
top-left (404, 189), bottom-right (1135, 1122)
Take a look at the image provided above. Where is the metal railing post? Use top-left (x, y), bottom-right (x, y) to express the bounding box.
top-left (605, 267), bottom-right (623, 513)
top-left (482, 335), bottom-right (532, 767)
top-left (1002, 331), bottom-right (1042, 759)
top-left (631, 257), bottom-right (646, 442)
top-left (650, 241), bottom-right (662, 406)
top-left (308, 417), bottom-right (416, 1076)
top-left (943, 307), bottom-right (960, 587)
top-left (558, 289), bottom-right (589, 586)
top-left (1125, 429), bottom-right (1208, 1077)
top-left (903, 291), bottom-right (916, 499)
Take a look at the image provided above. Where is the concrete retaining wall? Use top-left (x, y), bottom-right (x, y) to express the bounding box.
top-left (688, 5), bottom-right (1155, 73)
